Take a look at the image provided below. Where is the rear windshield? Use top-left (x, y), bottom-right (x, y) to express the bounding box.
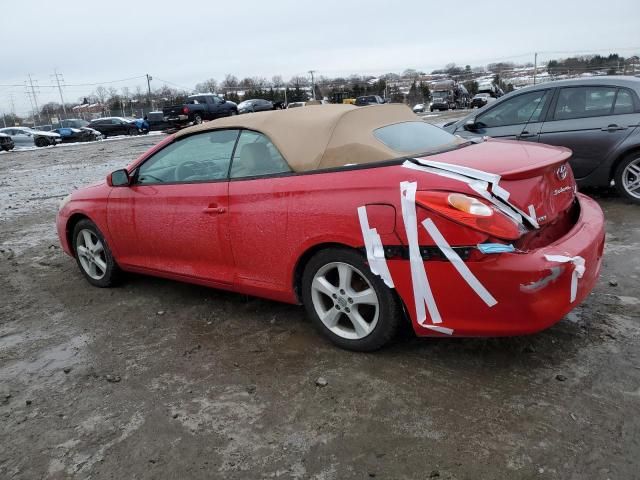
top-left (373, 121), bottom-right (462, 154)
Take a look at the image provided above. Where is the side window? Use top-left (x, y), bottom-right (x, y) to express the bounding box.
top-left (614, 89), bottom-right (635, 114)
top-left (112, 118), bottom-right (122, 124)
top-left (137, 129), bottom-right (239, 184)
top-left (553, 87), bottom-right (617, 120)
top-left (477, 90), bottom-right (550, 128)
top-left (230, 130), bottom-right (291, 179)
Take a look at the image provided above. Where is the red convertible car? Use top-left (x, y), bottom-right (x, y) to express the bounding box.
top-left (57, 104), bottom-right (605, 351)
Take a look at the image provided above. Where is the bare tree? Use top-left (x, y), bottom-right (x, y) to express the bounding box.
top-left (271, 75), bottom-right (284, 88)
top-left (94, 86), bottom-right (108, 104)
top-left (194, 78), bottom-right (218, 93)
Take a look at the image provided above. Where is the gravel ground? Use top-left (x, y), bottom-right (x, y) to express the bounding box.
top-left (1, 120), bottom-right (639, 479)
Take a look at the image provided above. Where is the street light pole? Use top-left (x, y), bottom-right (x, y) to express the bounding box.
top-left (308, 70), bottom-right (316, 100)
top-left (533, 52), bottom-right (538, 85)
top-left (146, 74), bottom-right (153, 111)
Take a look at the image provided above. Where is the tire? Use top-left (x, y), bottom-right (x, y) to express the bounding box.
top-left (430, 107), bottom-right (434, 112)
top-left (301, 247), bottom-right (402, 351)
top-left (193, 114), bottom-right (203, 125)
top-left (230, 110), bottom-right (238, 116)
top-left (35, 137), bottom-right (48, 148)
top-left (72, 219), bottom-right (121, 287)
top-left (614, 153), bottom-right (640, 204)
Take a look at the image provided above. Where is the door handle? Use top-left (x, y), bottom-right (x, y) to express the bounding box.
top-left (202, 205), bottom-right (226, 214)
top-left (518, 131), bottom-right (536, 139)
top-left (601, 124), bottom-right (627, 132)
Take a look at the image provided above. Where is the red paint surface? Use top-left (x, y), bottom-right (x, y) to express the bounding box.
top-left (57, 138), bottom-right (605, 337)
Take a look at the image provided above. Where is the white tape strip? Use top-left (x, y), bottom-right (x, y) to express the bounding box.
top-left (422, 218), bottom-right (498, 307)
top-left (425, 325), bottom-right (454, 335)
top-left (407, 158), bottom-right (539, 229)
top-left (400, 181), bottom-right (442, 325)
top-left (544, 254), bottom-right (586, 303)
top-left (357, 206), bottom-right (395, 288)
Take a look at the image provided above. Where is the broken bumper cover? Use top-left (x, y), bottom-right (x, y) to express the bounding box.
top-left (389, 193), bottom-right (605, 337)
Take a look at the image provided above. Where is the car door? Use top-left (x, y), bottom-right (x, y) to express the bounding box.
top-left (111, 118), bottom-right (126, 135)
top-left (538, 85), bottom-right (640, 179)
top-left (227, 130), bottom-right (293, 289)
top-left (107, 129), bottom-right (239, 284)
top-left (12, 129), bottom-right (35, 147)
top-left (460, 89), bottom-right (553, 140)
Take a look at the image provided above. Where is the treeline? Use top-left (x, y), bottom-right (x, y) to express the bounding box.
top-left (547, 54), bottom-right (636, 75)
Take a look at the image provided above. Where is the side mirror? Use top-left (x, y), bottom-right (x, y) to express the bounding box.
top-left (108, 169), bottom-right (130, 187)
top-left (463, 119), bottom-right (479, 132)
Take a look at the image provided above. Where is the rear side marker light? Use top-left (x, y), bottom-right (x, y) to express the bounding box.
top-left (415, 191), bottom-right (521, 240)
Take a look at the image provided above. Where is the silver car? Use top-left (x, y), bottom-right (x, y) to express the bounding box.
top-left (0, 127), bottom-right (62, 148)
top-left (444, 77), bottom-right (640, 203)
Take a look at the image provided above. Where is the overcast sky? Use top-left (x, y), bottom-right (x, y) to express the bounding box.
top-left (1, 0), bottom-right (639, 115)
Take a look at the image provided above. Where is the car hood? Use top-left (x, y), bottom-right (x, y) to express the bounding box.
top-left (37, 131), bottom-right (61, 137)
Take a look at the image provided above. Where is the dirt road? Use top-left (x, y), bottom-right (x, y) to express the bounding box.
top-left (1, 130), bottom-right (639, 479)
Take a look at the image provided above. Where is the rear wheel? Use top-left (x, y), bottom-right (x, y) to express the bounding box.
top-left (230, 110), bottom-right (238, 116)
top-left (193, 114), bottom-right (203, 124)
top-left (615, 153), bottom-right (640, 204)
top-left (301, 248), bottom-right (401, 351)
top-left (72, 219), bottom-right (120, 287)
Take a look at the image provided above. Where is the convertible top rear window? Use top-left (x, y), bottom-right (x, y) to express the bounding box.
top-left (373, 121), bottom-right (459, 154)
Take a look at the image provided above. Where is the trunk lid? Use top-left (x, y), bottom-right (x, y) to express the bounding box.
top-left (162, 105), bottom-right (185, 116)
top-left (414, 138), bottom-right (576, 227)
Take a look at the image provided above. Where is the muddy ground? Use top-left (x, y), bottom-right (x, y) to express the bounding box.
top-left (1, 118), bottom-right (639, 479)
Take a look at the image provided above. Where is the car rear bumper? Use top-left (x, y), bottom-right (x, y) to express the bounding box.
top-left (388, 193), bottom-right (605, 337)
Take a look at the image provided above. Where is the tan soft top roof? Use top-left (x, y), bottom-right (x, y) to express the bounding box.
top-left (175, 104), bottom-right (438, 172)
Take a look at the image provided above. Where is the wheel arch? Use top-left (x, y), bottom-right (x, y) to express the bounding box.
top-left (66, 213), bottom-right (92, 256)
top-left (610, 145), bottom-right (640, 181)
top-left (292, 242), bottom-right (362, 303)
top-left (291, 242), bottom-right (411, 326)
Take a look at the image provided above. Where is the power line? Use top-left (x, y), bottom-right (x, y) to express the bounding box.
top-left (0, 74), bottom-right (147, 88)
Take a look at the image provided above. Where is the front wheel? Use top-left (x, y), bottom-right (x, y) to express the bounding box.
top-left (615, 153), bottom-right (640, 204)
top-left (230, 110), bottom-right (238, 116)
top-left (35, 137), bottom-right (48, 147)
top-left (301, 248), bottom-right (402, 351)
top-left (72, 219), bottom-right (120, 287)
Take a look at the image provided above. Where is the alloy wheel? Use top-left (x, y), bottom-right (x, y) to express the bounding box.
top-left (76, 229), bottom-right (107, 280)
top-left (310, 262), bottom-right (379, 340)
top-left (622, 157), bottom-right (640, 200)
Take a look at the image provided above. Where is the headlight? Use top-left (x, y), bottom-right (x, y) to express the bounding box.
top-left (59, 194), bottom-right (72, 210)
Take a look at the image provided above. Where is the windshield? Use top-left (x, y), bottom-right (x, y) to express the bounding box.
top-left (432, 92), bottom-right (447, 99)
top-left (373, 121), bottom-right (464, 155)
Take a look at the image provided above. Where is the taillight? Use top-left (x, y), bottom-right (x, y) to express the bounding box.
top-left (415, 191), bottom-right (521, 240)
top-left (182, 106), bottom-right (189, 114)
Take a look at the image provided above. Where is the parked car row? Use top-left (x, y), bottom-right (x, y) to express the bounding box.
top-left (0, 127), bottom-right (62, 148)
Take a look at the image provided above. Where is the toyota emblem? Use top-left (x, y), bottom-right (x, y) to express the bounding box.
top-left (556, 164), bottom-right (568, 181)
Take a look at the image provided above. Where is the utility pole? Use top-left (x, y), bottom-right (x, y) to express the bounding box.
top-left (533, 52), bottom-right (538, 85)
top-left (9, 93), bottom-right (16, 116)
top-left (52, 70), bottom-right (67, 116)
top-left (24, 88), bottom-right (36, 125)
top-left (26, 74), bottom-right (40, 123)
top-left (146, 74), bottom-right (153, 111)
top-left (308, 70), bottom-right (316, 100)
